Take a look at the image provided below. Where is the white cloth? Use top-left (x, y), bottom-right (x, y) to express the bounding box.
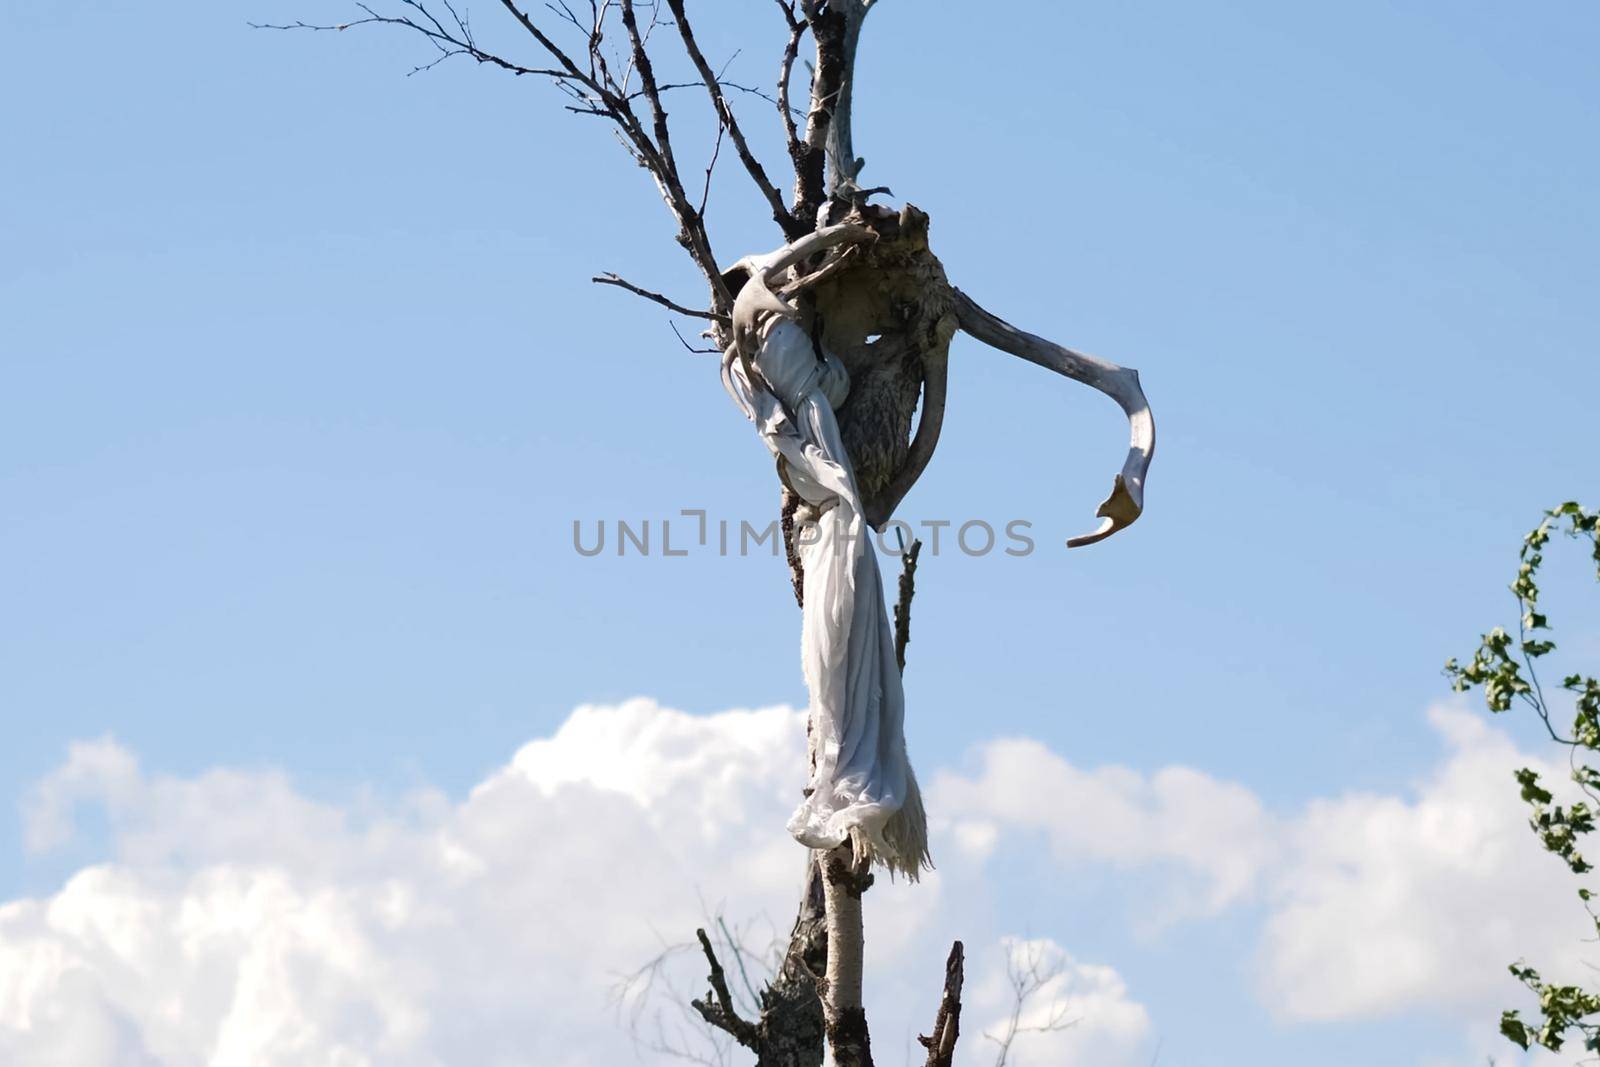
top-left (723, 318), bottom-right (929, 879)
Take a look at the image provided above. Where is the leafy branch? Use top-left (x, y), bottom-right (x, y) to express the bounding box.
top-left (1447, 501), bottom-right (1600, 1055)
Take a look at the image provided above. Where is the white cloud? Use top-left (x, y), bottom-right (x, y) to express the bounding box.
top-left (923, 702), bottom-right (1593, 1055)
top-left (929, 737), bottom-right (1275, 921)
top-left (1258, 705), bottom-right (1589, 1023)
top-left (2, 700), bottom-right (813, 1066)
top-left (0, 698), bottom-right (1153, 1067)
top-left (963, 937), bottom-right (1151, 1067)
top-left (23, 738), bottom-right (141, 853)
top-left (11, 694), bottom-right (1573, 1066)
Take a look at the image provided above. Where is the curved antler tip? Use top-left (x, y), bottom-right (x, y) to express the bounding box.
top-left (1065, 520), bottom-right (1117, 549)
top-left (1065, 474), bottom-right (1144, 549)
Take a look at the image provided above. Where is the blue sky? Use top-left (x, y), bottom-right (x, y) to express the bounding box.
top-left (3, 2), bottom-right (1598, 1065)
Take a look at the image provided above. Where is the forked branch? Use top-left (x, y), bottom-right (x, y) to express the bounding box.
top-left (690, 927), bottom-right (762, 1051)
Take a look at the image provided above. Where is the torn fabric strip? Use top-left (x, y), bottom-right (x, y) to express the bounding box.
top-left (723, 313), bottom-right (930, 879)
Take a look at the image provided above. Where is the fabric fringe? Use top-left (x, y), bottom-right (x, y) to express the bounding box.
top-left (867, 764), bottom-right (932, 882)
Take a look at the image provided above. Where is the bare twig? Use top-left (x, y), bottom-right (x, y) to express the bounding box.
top-left (918, 941), bottom-right (964, 1067)
top-left (593, 272), bottom-right (729, 323)
top-left (250, 3), bottom-right (569, 79)
top-left (611, 939), bottom-right (730, 1066)
top-left (636, 78), bottom-right (788, 108)
top-left (699, 117), bottom-right (726, 216)
top-left (669, 321), bottom-right (720, 354)
top-left (985, 941), bottom-right (1078, 1067)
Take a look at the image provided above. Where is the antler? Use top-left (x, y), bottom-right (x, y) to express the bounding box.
top-left (952, 289), bottom-right (1155, 548)
top-left (725, 222), bottom-right (876, 358)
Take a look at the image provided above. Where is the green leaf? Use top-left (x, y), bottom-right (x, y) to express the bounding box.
top-left (1516, 769), bottom-right (1554, 806)
top-left (1501, 1010), bottom-right (1531, 1050)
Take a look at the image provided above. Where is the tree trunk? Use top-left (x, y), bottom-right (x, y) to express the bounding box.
top-left (820, 842), bottom-right (873, 1067)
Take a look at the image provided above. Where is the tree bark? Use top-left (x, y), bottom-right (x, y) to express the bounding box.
top-left (820, 841), bottom-right (874, 1067)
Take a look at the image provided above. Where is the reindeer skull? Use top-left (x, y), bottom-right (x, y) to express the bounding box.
top-left (727, 203), bottom-right (1154, 549)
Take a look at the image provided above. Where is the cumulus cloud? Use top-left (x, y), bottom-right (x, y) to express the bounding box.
top-left (22, 738), bottom-right (142, 853)
top-left (5, 695), bottom-right (1577, 1066)
top-left (2, 700), bottom-right (813, 1066)
top-left (965, 937), bottom-right (1151, 1067)
top-left (930, 739), bottom-right (1274, 922)
top-left (1258, 705), bottom-right (1589, 1022)
top-left (0, 699), bottom-right (1153, 1067)
top-left (930, 702), bottom-right (1590, 1040)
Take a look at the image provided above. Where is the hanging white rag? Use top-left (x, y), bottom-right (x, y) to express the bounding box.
top-left (723, 312), bottom-right (930, 880)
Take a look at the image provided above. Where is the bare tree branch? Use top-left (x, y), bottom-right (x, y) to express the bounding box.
top-left (774, 1), bottom-right (806, 151)
top-left (618, 0), bottom-right (681, 179)
top-left (260, 0), bottom-right (735, 323)
top-left (716, 915), bottom-right (765, 1013)
top-left (250, 3), bottom-right (569, 79)
top-left (666, 0), bottom-right (803, 238)
top-left (985, 941), bottom-right (1078, 1067)
top-left (893, 536), bottom-right (921, 674)
top-left (691, 927), bottom-right (762, 1050)
top-left (611, 939), bottom-right (732, 1066)
top-left (593, 272), bottom-right (729, 323)
top-left (918, 941), bottom-right (964, 1067)
top-left (699, 116), bottom-right (726, 216)
top-left (638, 78), bottom-right (790, 108)
top-left (615, 0), bottom-right (731, 313)
top-left (496, 0), bottom-right (606, 84)
top-left (670, 321), bottom-right (721, 354)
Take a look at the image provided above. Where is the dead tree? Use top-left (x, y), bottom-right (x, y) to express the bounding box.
top-left (259, 3), bottom-right (1155, 1064)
